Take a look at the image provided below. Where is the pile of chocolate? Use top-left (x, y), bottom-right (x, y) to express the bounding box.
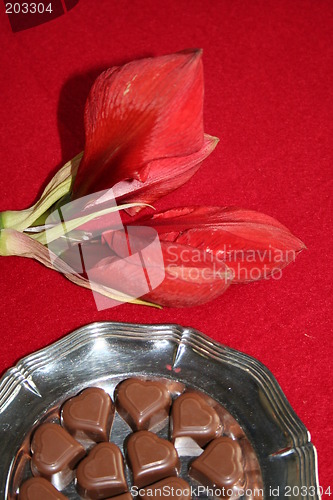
top-left (18, 378), bottom-right (262, 499)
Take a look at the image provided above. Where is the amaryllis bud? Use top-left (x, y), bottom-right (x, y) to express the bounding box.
top-left (72, 49), bottom-right (206, 202)
top-left (44, 203), bottom-right (305, 308)
top-left (133, 206), bottom-right (305, 283)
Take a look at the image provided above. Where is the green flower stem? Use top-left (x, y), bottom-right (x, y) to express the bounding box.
top-left (32, 202), bottom-right (150, 246)
top-left (0, 229), bottom-right (8, 256)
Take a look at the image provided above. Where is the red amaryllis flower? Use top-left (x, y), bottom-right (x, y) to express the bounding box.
top-left (131, 206), bottom-right (305, 283)
top-left (0, 49), bottom-right (305, 310)
top-left (72, 49), bottom-right (211, 206)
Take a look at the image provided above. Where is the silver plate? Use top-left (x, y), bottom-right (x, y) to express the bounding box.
top-left (0, 322), bottom-right (320, 499)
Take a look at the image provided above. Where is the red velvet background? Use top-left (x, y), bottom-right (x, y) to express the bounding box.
top-left (0, 0), bottom-right (332, 491)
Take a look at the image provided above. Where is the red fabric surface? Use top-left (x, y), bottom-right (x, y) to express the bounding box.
top-left (0, 0), bottom-right (332, 491)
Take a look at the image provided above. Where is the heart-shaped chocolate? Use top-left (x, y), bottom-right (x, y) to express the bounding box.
top-left (189, 437), bottom-right (245, 492)
top-left (126, 430), bottom-right (180, 488)
top-left (31, 423), bottom-right (85, 489)
top-left (171, 392), bottom-right (222, 447)
top-left (76, 442), bottom-right (127, 499)
top-left (61, 387), bottom-right (114, 445)
top-left (115, 378), bottom-right (171, 431)
top-left (139, 477), bottom-right (191, 500)
top-left (18, 477), bottom-right (68, 500)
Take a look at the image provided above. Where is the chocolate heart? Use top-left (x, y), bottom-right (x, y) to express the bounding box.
top-left (127, 430), bottom-right (180, 488)
top-left (189, 437), bottom-right (245, 492)
top-left (31, 423), bottom-right (85, 489)
top-left (76, 442), bottom-right (127, 499)
top-left (115, 378), bottom-right (171, 431)
top-left (138, 477), bottom-right (191, 500)
top-left (171, 392), bottom-right (222, 447)
top-left (61, 387), bottom-right (114, 445)
top-left (18, 477), bottom-right (68, 500)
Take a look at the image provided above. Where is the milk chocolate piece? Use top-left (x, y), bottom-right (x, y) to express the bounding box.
top-left (76, 442), bottom-right (127, 499)
top-left (189, 437), bottom-right (245, 497)
top-left (139, 477), bottom-right (191, 500)
top-left (126, 431), bottom-right (180, 488)
top-left (115, 378), bottom-right (172, 431)
top-left (171, 392), bottom-right (222, 447)
top-left (18, 477), bottom-right (68, 500)
top-left (61, 387), bottom-right (114, 446)
top-left (31, 423), bottom-right (85, 490)
top-left (185, 391), bottom-right (245, 440)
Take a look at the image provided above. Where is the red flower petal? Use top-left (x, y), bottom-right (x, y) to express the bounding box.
top-left (134, 206), bottom-right (292, 232)
top-left (133, 206), bottom-right (305, 283)
top-left (94, 233), bottom-right (231, 307)
top-left (143, 241), bottom-right (231, 307)
top-left (72, 49), bottom-right (204, 199)
top-left (112, 135), bottom-right (218, 214)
